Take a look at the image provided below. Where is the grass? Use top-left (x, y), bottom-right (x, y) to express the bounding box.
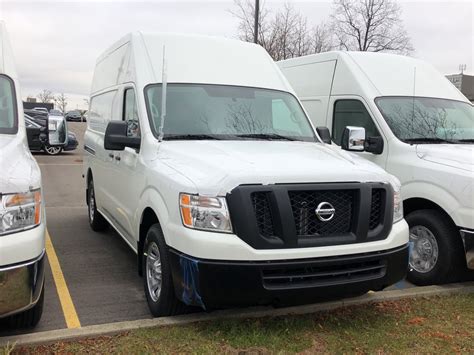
top-left (8, 293), bottom-right (474, 354)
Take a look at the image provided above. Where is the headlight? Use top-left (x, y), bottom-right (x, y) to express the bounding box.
top-left (393, 186), bottom-right (403, 223)
top-left (179, 193), bottom-right (232, 233)
top-left (0, 189), bottom-right (42, 236)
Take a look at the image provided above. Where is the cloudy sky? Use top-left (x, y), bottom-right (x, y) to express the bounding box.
top-left (0, 0), bottom-right (472, 110)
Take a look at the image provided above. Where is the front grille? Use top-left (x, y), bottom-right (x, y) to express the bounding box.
top-left (226, 182), bottom-right (392, 250)
top-left (262, 259), bottom-right (386, 289)
top-left (289, 190), bottom-right (354, 237)
top-left (252, 192), bottom-right (275, 238)
top-left (369, 189), bottom-right (384, 230)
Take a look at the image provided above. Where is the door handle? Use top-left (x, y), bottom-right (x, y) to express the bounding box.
top-left (115, 156), bottom-right (121, 161)
top-left (108, 153), bottom-right (114, 159)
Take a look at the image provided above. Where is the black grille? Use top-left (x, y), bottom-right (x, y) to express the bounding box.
top-left (251, 192), bottom-right (275, 238)
top-left (369, 189), bottom-right (384, 230)
top-left (289, 190), bottom-right (354, 237)
top-left (262, 259), bottom-right (386, 289)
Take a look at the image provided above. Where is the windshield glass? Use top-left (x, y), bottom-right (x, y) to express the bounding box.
top-left (145, 84), bottom-right (316, 141)
top-left (376, 97), bottom-right (474, 143)
top-left (0, 75), bottom-right (17, 134)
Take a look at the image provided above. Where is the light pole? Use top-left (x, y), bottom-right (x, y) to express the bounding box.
top-left (254, 0), bottom-right (259, 44)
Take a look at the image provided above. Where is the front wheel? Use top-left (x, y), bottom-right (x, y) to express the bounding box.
top-left (87, 178), bottom-right (108, 231)
top-left (143, 224), bottom-right (185, 317)
top-left (406, 209), bottom-right (464, 285)
top-left (44, 145), bottom-right (63, 155)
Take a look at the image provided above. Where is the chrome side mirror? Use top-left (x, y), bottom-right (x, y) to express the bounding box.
top-left (341, 126), bottom-right (365, 152)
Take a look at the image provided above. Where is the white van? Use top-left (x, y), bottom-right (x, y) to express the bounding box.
top-left (0, 22), bottom-right (45, 327)
top-left (278, 51), bottom-right (474, 286)
top-left (84, 33), bottom-right (409, 316)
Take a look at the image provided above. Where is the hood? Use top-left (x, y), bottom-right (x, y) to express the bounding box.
top-left (416, 144), bottom-right (474, 172)
top-left (157, 140), bottom-right (393, 195)
top-left (0, 134), bottom-right (41, 194)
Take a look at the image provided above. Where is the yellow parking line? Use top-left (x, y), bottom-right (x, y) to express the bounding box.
top-left (45, 230), bottom-right (81, 329)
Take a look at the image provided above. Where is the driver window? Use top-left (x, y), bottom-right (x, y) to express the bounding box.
top-left (333, 100), bottom-right (380, 146)
top-left (123, 88), bottom-right (140, 138)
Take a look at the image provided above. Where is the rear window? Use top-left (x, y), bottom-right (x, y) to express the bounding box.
top-left (0, 75), bottom-right (17, 134)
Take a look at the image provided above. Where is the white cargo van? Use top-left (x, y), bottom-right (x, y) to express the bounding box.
top-left (278, 51), bottom-right (474, 285)
top-left (0, 22), bottom-right (45, 327)
top-left (84, 33), bottom-right (409, 316)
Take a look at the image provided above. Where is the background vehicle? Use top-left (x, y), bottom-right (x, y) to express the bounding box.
top-left (25, 114), bottom-right (76, 155)
top-left (279, 51), bottom-right (474, 285)
top-left (65, 110), bottom-right (83, 121)
top-left (84, 33), bottom-right (409, 317)
top-left (0, 21), bottom-right (45, 328)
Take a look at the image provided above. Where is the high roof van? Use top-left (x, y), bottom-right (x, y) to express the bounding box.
top-left (279, 51), bottom-right (474, 286)
top-left (84, 33), bottom-right (409, 316)
top-left (0, 22), bottom-right (45, 328)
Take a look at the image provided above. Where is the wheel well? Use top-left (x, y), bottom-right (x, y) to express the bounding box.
top-left (404, 198), bottom-right (457, 228)
top-left (138, 207), bottom-right (159, 276)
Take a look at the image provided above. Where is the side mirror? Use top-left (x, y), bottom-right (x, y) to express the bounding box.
top-left (48, 116), bottom-right (68, 146)
top-left (316, 127), bottom-right (331, 144)
top-left (365, 136), bottom-right (384, 155)
top-left (341, 126), bottom-right (365, 152)
top-left (104, 121), bottom-right (141, 151)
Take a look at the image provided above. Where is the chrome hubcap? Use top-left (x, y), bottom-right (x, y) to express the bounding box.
top-left (89, 186), bottom-right (95, 222)
top-left (146, 242), bottom-right (162, 302)
top-left (46, 146), bottom-right (61, 154)
top-left (409, 225), bottom-right (439, 273)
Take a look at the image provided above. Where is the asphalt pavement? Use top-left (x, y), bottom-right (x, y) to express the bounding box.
top-left (0, 122), bottom-right (413, 337)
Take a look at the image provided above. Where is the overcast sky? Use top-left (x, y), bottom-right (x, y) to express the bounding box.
top-left (0, 0), bottom-right (472, 110)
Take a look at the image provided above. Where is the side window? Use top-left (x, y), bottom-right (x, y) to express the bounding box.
top-left (89, 90), bottom-right (118, 133)
top-left (123, 88), bottom-right (140, 138)
top-left (0, 75), bottom-right (17, 134)
top-left (332, 100), bottom-right (381, 146)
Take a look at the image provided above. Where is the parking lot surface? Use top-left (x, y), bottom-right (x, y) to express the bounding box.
top-left (0, 122), bottom-right (413, 337)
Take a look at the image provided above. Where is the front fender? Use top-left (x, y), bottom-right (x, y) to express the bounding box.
top-left (402, 180), bottom-right (464, 226)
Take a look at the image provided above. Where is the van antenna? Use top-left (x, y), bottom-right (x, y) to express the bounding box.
top-left (158, 45), bottom-right (167, 142)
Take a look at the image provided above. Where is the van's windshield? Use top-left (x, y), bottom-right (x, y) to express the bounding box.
top-left (376, 97), bottom-right (474, 143)
top-left (0, 75), bottom-right (17, 134)
top-left (145, 84), bottom-right (317, 142)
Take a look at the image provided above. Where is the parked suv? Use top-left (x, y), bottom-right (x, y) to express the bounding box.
top-left (279, 51), bottom-right (474, 285)
top-left (84, 33), bottom-right (409, 316)
top-left (0, 22), bottom-right (45, 328)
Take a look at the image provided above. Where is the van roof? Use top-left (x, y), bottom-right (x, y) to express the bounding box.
top-left (279, 51), bottom-right (468, 102)
top-left (0, 21), bottom-right (17, 78)
top-left (91, 32), bottom-right (291, 95)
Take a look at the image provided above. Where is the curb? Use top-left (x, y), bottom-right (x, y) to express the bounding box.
top-left (2, 282), bottom-right (473, 348)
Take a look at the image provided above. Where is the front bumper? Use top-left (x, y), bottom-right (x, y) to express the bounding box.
top-left (169, 243), bottom-right (409, 309)
top-left (460, 229), bottom-right (474, 270)
top-left (0, 250), bottom-right (45, 318)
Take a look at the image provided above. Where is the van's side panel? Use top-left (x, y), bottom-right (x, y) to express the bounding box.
top-left (279, 60), bottom-right (336, 128)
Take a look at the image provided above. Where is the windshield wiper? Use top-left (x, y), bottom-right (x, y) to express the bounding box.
top-left (164, 134), bottom-right (221, 140)
top-left (235, 133), bottom-right (296, 141)
top-left (404, 137), bottom-right (458, 144)
top-left (458, 139), bottom-right (474, 143)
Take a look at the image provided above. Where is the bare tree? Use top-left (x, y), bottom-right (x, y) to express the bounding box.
top-left (232, 1), bottom-right (334, 61)
top-left (331, 0), bottom-right (413, 54)
top-left (54, 93), bottom-right (68, 115)
top-left (37, 89), bottom-right (54, 103)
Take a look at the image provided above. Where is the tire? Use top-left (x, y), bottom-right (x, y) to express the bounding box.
top-left (406, 209), bottom-right (464, 286)
top-left (44, 145), bottom-right (63, 155)
top-left (8, 284), bottom-right (44, 328)
top-left (87, 178), bottom-right (108, 232)
top-left (143, 224), bottom-right (185, 317)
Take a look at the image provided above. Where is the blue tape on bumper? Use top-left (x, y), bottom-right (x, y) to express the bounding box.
top-left (179, 255), bottom-right (205, 309)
